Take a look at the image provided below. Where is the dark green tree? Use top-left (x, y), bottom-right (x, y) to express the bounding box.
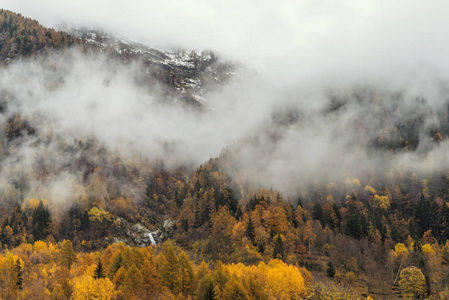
top-left (246, 216), bottom-right (255, 242)
top-left (94, 260), bottom-right (105, 279)
top-left (15, 258), bottom-right (23, 290)
top-left (273, 233), bottom-right (285, 260)
top-left (32, 200), bottom-right (51, 241)
top-left (197, 275), bottom-right (217, 300)
top-left (312, 202), bottom-right (324, 226)
top-left (414, 194), bottom-right (432, 236)
top-left (326, 261), bottom-right (336, 278)
top-left (108, 252), bottom-right (122, 279)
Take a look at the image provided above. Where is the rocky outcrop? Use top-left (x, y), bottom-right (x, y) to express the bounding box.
top-left (125, 219), bottom-right (175, 247)
top-left (72, 29), bottom-right (237, 105)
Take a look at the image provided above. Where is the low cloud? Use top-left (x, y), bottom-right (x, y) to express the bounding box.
top-left (1, 2), bottom-right (449, 201)
top-left (2, 1), bottom-right (449, 86)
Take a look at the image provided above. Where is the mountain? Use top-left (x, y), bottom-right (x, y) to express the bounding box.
top-left (0, 9), bottom-right (236, 106)
top-left (72, 28), bottom-right (237, 105)
top-left (1, 8), bottom-right (449, 300)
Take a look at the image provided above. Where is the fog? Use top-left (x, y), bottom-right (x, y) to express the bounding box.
top-left (1, 49), bottom-right (449, 200)
top-left (1, 2), bottom-right (449, 201)
top-left (2, 1), bottom-right (449, 85)
top-left (0, 51), bottom-right (273, 166)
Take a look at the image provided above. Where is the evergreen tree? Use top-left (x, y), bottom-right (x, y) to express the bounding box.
top-left (197, 275), bottom-right (217, 300)
top-left (297, 196), bottom-right (304, 209)
top-left (32, 200), bottom-right (51, 241)
top-left (273, 233), bottom-right (285, 260)
top-left (441, 203), bottom-right (449, 241)
top-left (15, 258), bottom-right (22, 290)
top-left (94, 260), bottom-right (105, 279)
top-left (108, 252), bottom-right (122, 279)
top-left (414, 194), bottom-right (431, 236)
top-left (312, 202), bottom-right (324, 226)
top-left (246, 216), bottom-right (255, 242)
top-left (326, 261), bottom-right (336, 278)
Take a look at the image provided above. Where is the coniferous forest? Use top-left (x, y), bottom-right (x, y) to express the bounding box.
top-left (1, 6), bottom-right (449, 300)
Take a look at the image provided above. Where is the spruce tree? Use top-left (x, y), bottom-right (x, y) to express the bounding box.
top-left (94, 260), bottom-right (105, 279)
top-left (326, 261), bottom-right (336, 278)
top-left (273, 233), bottom-right (285, 260)
top-left (246, 216), bottom-right (255, 242)
top-left (198, 276), bottom-right (217, 300)
top-left (32, 200), bottom-right (51, 241)
top-left (15, 258), bottom-right (23, 290)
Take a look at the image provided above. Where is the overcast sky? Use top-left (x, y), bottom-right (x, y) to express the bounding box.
top-left (1, 0), bottom-right (449, 86)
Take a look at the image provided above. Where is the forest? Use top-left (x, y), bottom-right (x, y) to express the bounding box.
top-left (2, 8), bottom-right (449, 299)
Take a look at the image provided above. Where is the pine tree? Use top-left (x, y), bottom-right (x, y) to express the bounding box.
top-left (246, 216), bottom-right (255, 242)
top-left (414, 194), bottom-right (432, 236)
top-left (108, 252), bottom-right (122, 279)
top-left (32, 200), bottom-right (51, 241)
top-left (312, 202), bottom-right (324, 226)
top-left (326, 261), bottom-right (336, 278)
top-left (15, 258), bottom-right (23, 290)
top-left (198, 275), bottom-right (217, 300)
top-left (94, 260), bottom-right (105, 279)
top-left (273, 233), bottom-right (285, 260)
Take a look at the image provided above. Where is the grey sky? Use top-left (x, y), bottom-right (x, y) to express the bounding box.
top-left (2, 1), bottom-right (449, 86)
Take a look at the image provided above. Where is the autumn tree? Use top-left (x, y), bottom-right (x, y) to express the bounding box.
top-left (160, 242), bottom-right (180, 294)
top-left (178, 251), bottom-right (194, 297)
top-left (59, 240), bottom-right (77, 270)
top-left (399, 266), bottom-right (427, 299)
top-left (121, 264), bottom-right (143, 298)
top-left (72, 275), bottom-right (116, 300)
top-left (222, 276), bottom-right (249, 300)
top-left (141, 258), bottom-right (160, 296)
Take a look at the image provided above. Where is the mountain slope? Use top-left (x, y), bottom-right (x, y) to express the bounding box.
top-left (0, 9), bottom-right (237, 105)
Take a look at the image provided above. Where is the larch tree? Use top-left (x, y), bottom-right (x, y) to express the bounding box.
top-left (59, 240), bottom-right (77, 270)
top-left (178, 251), bottom-right (194, 297)
top-left (121, 264), bottom-right (143, 298)
top-left (399, 266), bottom-right (427, 299)
top-left (160, 242), bottom-right (181, 295)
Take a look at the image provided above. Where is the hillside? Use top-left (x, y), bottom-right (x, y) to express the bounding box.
top-left (1, 8), bottom-right (449, 300)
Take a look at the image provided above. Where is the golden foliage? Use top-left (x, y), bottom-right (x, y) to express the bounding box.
top-left (71, 275), bottom-right (116, 300)
top-left (399, 266), bottom-right (426, 299)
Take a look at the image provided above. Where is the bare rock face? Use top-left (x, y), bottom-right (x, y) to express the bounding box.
top-left (71, 29), bottom-right (237, 106)
top-left (125, 220), bottom-right (175, 247)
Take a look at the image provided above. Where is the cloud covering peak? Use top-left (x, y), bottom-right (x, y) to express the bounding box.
top-left (2, 1), bottom-right (449, 86)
